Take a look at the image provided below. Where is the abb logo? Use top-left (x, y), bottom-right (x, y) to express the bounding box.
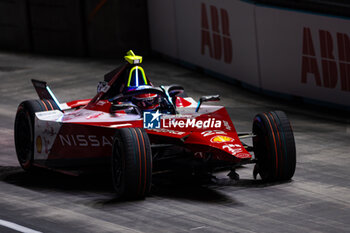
top-left (301, 27), bottom-right (350, 92)
top-left (201, 3), bottom-right (232, 64)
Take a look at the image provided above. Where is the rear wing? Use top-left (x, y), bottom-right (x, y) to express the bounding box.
top-left (31, 79), bottom-right (61, 111)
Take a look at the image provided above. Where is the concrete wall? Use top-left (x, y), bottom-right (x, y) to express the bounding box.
top-left (0, 0), bottom-right (149, 56)
top-left (148, 0), bottom-right (350, 109)
top-left (256, 5), bottom-right (350, 107)
top-left (86, 0), bottom-right (149, 57)
top-left (29, 0), bottom-right (85, 56)
top-left (0, 0), bottom-right (30, 51)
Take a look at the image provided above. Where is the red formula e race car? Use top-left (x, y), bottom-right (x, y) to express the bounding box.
top-left (14, 51), bottom-right (296, 199)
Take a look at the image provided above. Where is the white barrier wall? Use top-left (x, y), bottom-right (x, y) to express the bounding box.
top-left (148, 0), bottom-right (178, 58)
top-left (148, 0), bottom-right (350, 108)
top-left (256, 6), bottom-right (350, 106)
top-left (175, 0), bottom-right (259, 86)
top-left (148, 0), bottom-right (260, 87)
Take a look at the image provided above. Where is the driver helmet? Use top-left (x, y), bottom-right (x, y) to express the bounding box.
top-left (126, 66), bottom-right (159, 111)
top-left (132, 92), bottom-right (159, 110)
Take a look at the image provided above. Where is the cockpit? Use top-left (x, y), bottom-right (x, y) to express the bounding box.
top-left (97, 50), bottom-right (185, 115)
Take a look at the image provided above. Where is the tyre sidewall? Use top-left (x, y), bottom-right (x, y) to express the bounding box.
top-left (253, 111), bottom-right (296, 181)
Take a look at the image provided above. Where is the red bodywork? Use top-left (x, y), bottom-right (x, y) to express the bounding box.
top-left (32, 62), bottom-right (252, 169)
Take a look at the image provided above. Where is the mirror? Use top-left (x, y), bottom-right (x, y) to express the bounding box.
top-left (195, 95), bottom-right (220, 112)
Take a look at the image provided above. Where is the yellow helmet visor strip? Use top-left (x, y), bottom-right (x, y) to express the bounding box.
top-left (127, 66), bottom-right (148, 87)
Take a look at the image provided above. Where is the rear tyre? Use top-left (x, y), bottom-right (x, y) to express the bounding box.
top-left (14, 99), bottom-right (59, 171)
top-left (112, 128), bottom-right (152, 199)
top-left (252, 111), bottom-right (296, 181)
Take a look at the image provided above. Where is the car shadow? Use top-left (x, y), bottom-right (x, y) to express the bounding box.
top-left (89, 173), bottom-right (239, 206)
top-left (0, 166), bottom-right (114, 193)
top-left (0, 166), bottom-right (291, 205)
top-left (213, 177), bottom-right (293, 188)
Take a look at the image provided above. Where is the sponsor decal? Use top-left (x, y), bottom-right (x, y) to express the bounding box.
top-left (43, 125), bottom-right (55, 136)
top-left (36, 136), bottom-right (42, 153)
top-left (143, 110), bottom-right (161, 129)
top-left (301, 27), bottom-right (350, 91)
top-left (147, 128), bottom-right (186, 135)
top-left (59, 134), bottom-right (113, 147)
top-left (175, 97), bottom-right (192, 108)
top-left (221, 144), bottom-right (250, 158)
top-left (43, 137), bottom-right (50, 154)
top-left (201, 3), bottom-right (232, 64)
top-left (222, 144), bottom-right (243, 155)
top-left (86, 113), bottom-right (103, 119)
top-left (34, 118), bottom-right (61, 160)
top-left (201, 130), bottom-right (227, 137)
top-left (223, 120), bottom-right (231, 130)
top-left (96, 100), bottom-right (107, 106)
top-left (210, 135), bottom-right (234, 143)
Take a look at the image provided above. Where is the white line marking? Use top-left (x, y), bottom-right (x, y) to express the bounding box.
top-left (190, 226), bottom-right (208, 231)
top-left (0, 219), bottom-right (42, 233)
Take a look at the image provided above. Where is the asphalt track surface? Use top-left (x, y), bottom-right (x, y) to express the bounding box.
top-left (0, 52), bottom-right (350, 233)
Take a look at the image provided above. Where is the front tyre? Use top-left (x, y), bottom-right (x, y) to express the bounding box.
top-left (112, 128), bottom-right (152, 199)
top-left (252, 111), bottom-right (296, 181)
